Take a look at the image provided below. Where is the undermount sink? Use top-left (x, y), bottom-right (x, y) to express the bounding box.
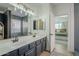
top-left (11, 39), bottom-right (18, 43)
top-left (11, 37), bottom-right (19, 43)
top-left (32, 35), bottom-right (36, 37)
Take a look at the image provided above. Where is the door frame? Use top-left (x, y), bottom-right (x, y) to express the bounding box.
top-left (49, 4), bottom-right (74, 53)
top-left (68, 4), bottom-right (74, 52)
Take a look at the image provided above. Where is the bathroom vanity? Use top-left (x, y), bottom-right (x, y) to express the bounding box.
top-left (0, 33), bottom-right (47, 56)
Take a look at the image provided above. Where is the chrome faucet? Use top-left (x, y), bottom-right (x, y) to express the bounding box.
top-left (12, 36), bottom-right (19, 43)
top-left (15, 36), bottom-right (19, 41)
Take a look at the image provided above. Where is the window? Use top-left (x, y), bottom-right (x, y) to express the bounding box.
top-left (55, 23), bottom-right (62, 29)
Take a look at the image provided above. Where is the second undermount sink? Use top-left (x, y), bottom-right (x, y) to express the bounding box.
top-left (32, 34), bottom-right (36, 37)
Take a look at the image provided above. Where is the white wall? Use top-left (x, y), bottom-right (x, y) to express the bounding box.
top-left (53, 3), bottom-right (72, 16)
top-left (25, 3), bottom-right (42, 17)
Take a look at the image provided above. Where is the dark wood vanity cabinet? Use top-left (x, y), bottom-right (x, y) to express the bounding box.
top-left (25, 42), bottom-right (36, 56)
top-left (41, 37), bottom-right (46, 52)
top-left (41, 39), bottom-right (44, 52)
top-left (18, 42), bottom-right (36, 56)
top-left (25, 47), bottom-right (35, 56)
top-left (36, 44), bottom-right (42, 56)
top-left (18, 45), bottom-right (29, 56)
top-left (29, 42), bottom-right (35, 49)
top-left (36, 40), bottom-right (42, 56)
top-left (2, 37), bottom-right (47, 56)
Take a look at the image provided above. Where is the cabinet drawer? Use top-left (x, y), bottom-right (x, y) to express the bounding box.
top-left (25, 47), bottom-right (35, 56)
top-left (18, 45), bottom-right (29, 56)
top-left (29, 42), bottom-right (35, 49)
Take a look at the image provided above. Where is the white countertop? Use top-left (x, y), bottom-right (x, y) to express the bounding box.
top-left (0, 32), bottom-right (47, 56)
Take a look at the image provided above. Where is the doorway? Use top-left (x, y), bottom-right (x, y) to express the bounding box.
top-left (50, 3), bottom-right (74, 56)
top-left (51, 15), bottom-right (73, 56)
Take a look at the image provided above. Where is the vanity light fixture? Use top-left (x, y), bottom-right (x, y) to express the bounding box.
top-left (9, 3), bottom-right (35, 16)
top-left (26, 9), bottom-right (35, 15)
top-left (9, 3), bottom-right (25, 12)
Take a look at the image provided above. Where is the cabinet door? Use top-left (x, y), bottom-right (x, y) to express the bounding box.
top-left (41, 39), bottom-right (44, 52)
top-left (25, 47), bottom-right (35, 56)
top-left (29, 42), bottom-right (35, 49)
top-left (19, 45), bottom-right (29, 56)
top-left (36, 44), bottom-right (41, 56)
top-left (41, 38), bottom-right (46, 52)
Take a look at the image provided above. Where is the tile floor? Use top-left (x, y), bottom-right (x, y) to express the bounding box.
top-left (40, 36), bottom-right (73, 56)
top-left (51, 41), bottom-right (73, 56)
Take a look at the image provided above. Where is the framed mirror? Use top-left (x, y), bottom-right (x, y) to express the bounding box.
top-left (33, 19), bottom-right (45, 30)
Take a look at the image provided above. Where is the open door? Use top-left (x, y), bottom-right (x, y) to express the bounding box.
top-left (50, 12), bottom-right (55, 53)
